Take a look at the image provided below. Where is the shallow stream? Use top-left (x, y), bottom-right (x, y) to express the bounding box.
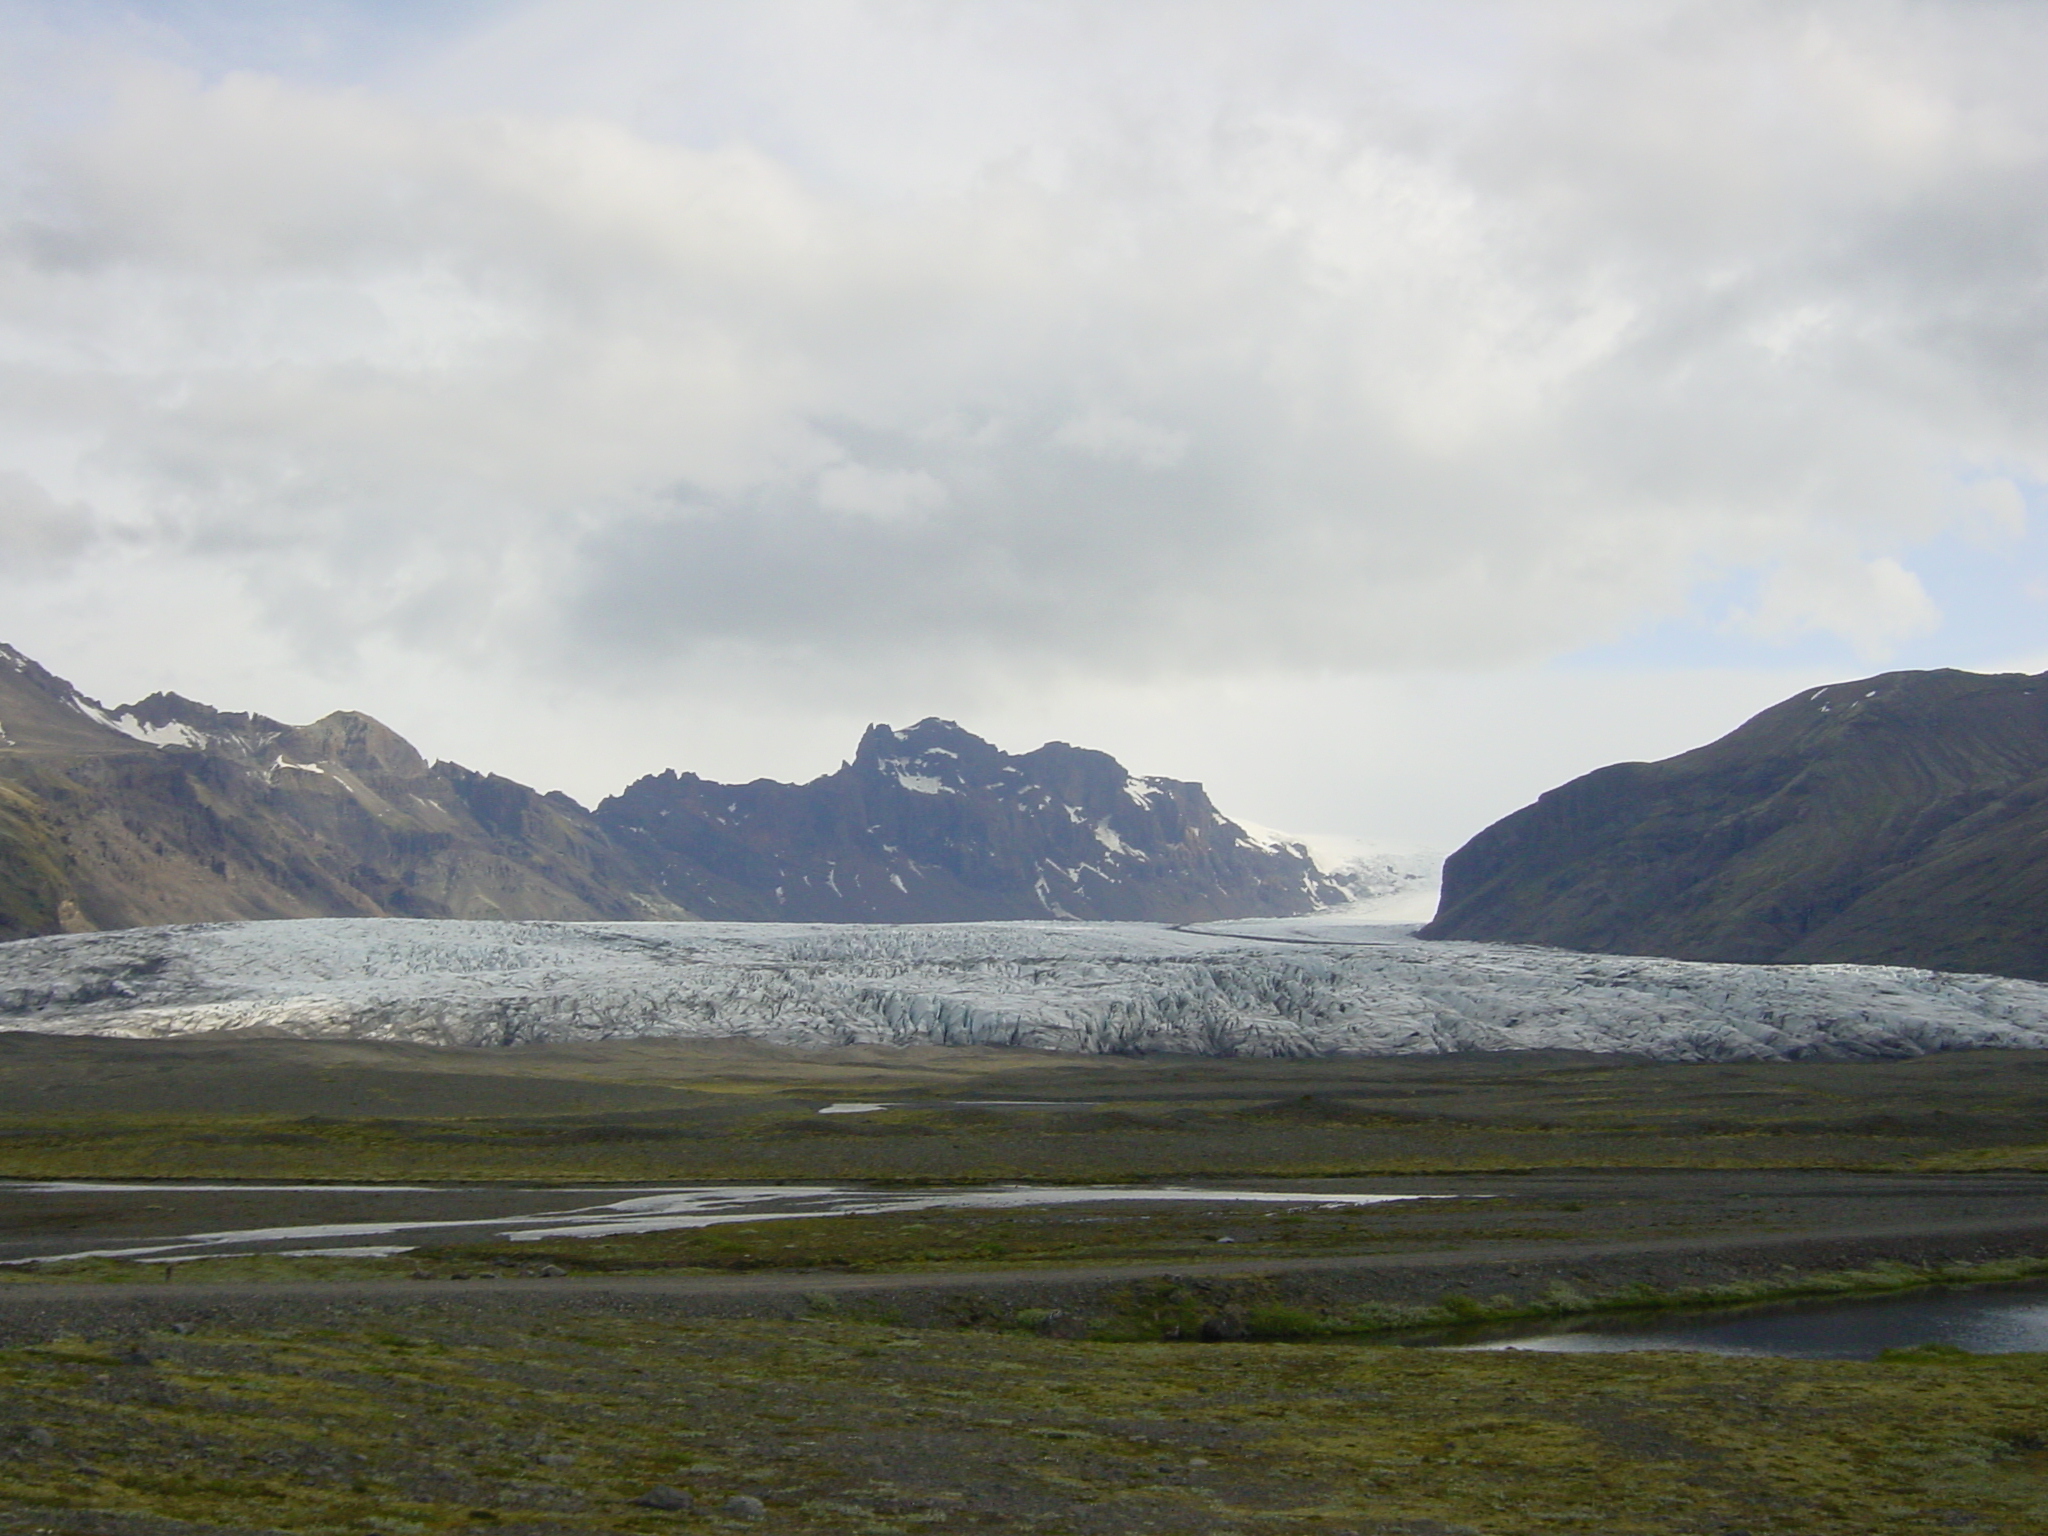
top-left (1434, 1281), bottom-right (2048, 1359)
top-left (0, 1179), bottom-right (1441, 1266)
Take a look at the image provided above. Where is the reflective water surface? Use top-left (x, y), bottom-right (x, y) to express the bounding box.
top-left (1442, 1281), bottom-right (2048, 1359)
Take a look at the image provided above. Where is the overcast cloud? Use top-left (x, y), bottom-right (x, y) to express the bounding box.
top-left (0, 0), bottom-right (2044, 847)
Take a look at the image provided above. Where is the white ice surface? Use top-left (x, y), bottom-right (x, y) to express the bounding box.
top-left (1339, 884), bottom-right (1442, 924)
top-left (3, 916), bottom-right (2047, 1061)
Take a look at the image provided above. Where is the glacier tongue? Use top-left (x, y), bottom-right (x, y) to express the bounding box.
top-left (2, 917), bottom-right (2047, 1062)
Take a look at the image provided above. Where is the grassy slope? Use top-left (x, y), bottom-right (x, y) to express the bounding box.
top-left (0, 780), bottom-right (71, 941)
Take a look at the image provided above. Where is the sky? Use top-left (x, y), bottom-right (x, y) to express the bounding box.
top-left (1, 0), bottom-right (2045, 854)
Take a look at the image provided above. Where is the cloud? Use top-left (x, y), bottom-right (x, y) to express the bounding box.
top-left (1, 0), bottom-right (2045, 700)
top-left (816, 463), bottom-right (949, 522)
top-left (1725, 553), bottom-right (1941, 659)
top-left (0, 471), bottom-right (95, 566)
top-left (1052, 410), bottom-right (1189, 470)
top-left (1959, 476), bottom-right (2027, 544)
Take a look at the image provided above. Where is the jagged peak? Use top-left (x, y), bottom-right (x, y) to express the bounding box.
top-left (855, 718), bottom-right (1009, 794)
top-left (0, 642), bottom-right (185, 754)
top-left (276, 711), bottom-right (430, 779)
top-left (114, 691), bottom-right (291, 745)
top-left (856, 717), bottom-right (996, 761)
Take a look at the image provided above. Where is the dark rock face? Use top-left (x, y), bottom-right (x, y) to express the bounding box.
top-left (597, 717), bottom-right (1345, 922)
top-left (1422, 668), bottom-right (2048, 981)
top-left (0, 643), bottom-right (688, 938)
top-left (0, 646), bottom-right (1343, 937)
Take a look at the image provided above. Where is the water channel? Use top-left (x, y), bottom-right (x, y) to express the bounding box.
top-left (0, 1179), bottom-right (1444, 1266)
top-left (1431, 1280), bottom-right (2048, 1359)
top-left (7, 1177), bottom-right (2047, 1360)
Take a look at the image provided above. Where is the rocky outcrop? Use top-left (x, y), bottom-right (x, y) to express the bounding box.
top-left (596, 717), bottom-right (1347, 922)
top-left (1422, 668), bottom-right (2048, 981)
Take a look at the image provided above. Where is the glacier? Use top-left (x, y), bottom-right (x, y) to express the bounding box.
top-left (4, 915), bottom-right (2048, 1062)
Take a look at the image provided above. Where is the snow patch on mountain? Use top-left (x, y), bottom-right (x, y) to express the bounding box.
top-left (73, 705), bottom-right (206, 750)
top-left (1093, 820), bottom-right (1139, 856)
top-left (1122, 777), bottom-right (1165, 807)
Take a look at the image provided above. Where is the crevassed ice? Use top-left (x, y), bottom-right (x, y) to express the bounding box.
top-left (3, 917), bottom-right (2047, 1063)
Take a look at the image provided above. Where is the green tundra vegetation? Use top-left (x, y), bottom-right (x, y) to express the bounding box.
top-left (0, 1312), bottom-right (2043, 1535)
top-left (4, 1039), bottom-right (2048, 1185)
top-left (4, 1037), bottom-right (2048, 1531)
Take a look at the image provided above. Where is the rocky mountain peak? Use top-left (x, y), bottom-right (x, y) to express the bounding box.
top-left (0, 645), bottom-right (155, 755)
top-left (604, 716), bottom-right (1349, 923)
top-left (853, 718), bottom-right (1010, 795)
top-left (274, 711), bottom-right (430, 779)
top-left (105, 693), bottom-right (290, 763)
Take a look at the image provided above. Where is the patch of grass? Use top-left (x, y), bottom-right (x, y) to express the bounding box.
top-left (1919, 1144), bottom-right (2048, 1173)
top-left (411, 1201), bottom-right (1592, 1279)
top-left (1084, 1255), bottom-right (2048, 1344)
top-left (0, 1251), bottom-right (417, 1286)
top-left (9, 1049), bottom-right (2048, 1183)
top-left (0, 1106), bottom-right (1926, 1183)
top-left (0, 1312), bottom-right (2044, 1534)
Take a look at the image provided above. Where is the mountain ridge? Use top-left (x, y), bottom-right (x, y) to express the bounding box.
top-left (0, 643), bottom-right (1365, 938)
top-left (597, 714), bottom-right (1348, 922)
top-left (1421, 666), bottom-right (2048, 980)
top-left (0, 642), bottom-right (695, 938)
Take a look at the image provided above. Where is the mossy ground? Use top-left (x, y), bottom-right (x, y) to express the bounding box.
top-left (0, 1108), bottom-right (1933, 1184)
top-left (0, 1313), bottom-right (2042, 1536)
top-left (1080, 1255), bottom-right (2048, 1342)
top-left (8, 1045), bottom-right (2048, 1530)
top-left (6, 1046), bottom-right (2048, 1185)
top-left (415, 1202), bottom-right (1601, 1279)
